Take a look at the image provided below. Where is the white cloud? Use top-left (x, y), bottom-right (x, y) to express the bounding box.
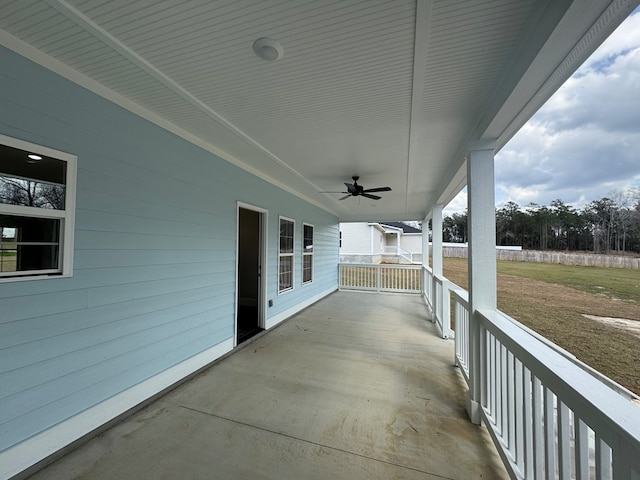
top-left (443, 189), bottom-right (467, 216)
top-left (493, 9), bottom-right (640, 212)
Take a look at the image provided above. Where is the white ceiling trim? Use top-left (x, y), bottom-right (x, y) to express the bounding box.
top-left (42, 0), bottom-right (336, 214)
top-left (406, 0), bottom-right (433, 214)
top-left (0, 28), bottom-right (339, 217)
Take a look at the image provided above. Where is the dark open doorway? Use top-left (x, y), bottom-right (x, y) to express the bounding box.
top-left (236, 206), bottom-right (265, 344)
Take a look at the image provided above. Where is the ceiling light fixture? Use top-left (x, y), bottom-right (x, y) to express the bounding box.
top-left (27, 154), bottom-right (43, 163)
top-left (253, 37), bottom-right (283, 61)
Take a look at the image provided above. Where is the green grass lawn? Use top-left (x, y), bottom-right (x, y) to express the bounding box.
top-left (497, 260), bottom-right (640, 304)
top-left (0, 249), bottom-right (17, 272)
top-left (443, 257), bottom-right (640, 395)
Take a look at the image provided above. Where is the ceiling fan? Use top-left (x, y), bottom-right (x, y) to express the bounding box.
top-left (322, 176), bottom-right (392, 200)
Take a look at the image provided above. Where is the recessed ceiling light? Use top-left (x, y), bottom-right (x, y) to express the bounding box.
top-left (253, 37), bottom-right (283, 61)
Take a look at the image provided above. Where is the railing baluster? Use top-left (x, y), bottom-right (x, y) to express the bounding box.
top-left (532, 376), bottom-right (543, 480)
top-left (507, 350), bottom-right (515, 452)
top-left (557, 401), bottom-right (571, 478)
top-left (544, 387), bottom-right (556, 479)
top-left (490, 333), bottom-right (496, 419)
top-left (515, 358), bottom-right (524, 474)
top-left (523, 367), bottom-right (534, 479)
top-left (595, 434), bottom-right (612, 480)
top-left (574, 417), bottom-right (589, 480)
top-left (500, 344), bottom-right (507, 438)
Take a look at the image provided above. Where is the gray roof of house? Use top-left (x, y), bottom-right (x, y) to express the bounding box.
top-left (379, 222), bottom-right (422, 234)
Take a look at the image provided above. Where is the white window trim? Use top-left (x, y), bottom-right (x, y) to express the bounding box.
top-left (0, 134), bottom-right (76, 282)
top-left (302, 222), bottom-right (314, 285)
top-left (278, 215), bottom-right (295, 294)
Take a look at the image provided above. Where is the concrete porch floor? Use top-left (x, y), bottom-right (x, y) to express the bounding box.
top-left (28, 291), bottom-right (507, 480)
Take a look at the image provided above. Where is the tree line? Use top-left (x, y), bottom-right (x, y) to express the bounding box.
top-left (441, 188), bottom-right (640, 254)
top-left (0, 177), bottom-right (65, 211)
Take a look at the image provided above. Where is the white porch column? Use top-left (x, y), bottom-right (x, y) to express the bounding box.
top-left (422, 215), bottom-right (430, 268)
top-left (466, 139), bottom-right (497, 424)
top-left (432, 205), bottom-right (444, 277)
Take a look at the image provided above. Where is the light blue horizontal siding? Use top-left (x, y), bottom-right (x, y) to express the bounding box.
top-left (1, 286), bottom-right (215, 350)
top-left (0, 44), bottom-right (338, 453)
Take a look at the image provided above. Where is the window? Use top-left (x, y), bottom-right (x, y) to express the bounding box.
top-left (302, 223), bottom-right (313, 284)
top-left (278, 217), bottom-right (294, 293)
top-left (0, 134), bottom-right (76, 281)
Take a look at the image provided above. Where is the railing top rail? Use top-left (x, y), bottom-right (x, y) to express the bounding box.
top-left (339, 262), bottom-right (421, 269)
top-left (451, 287), bottom-right (468, 304)
top-left (478, 308), bottom-right (640, 447)
top-left (493, 308), bottom-right (640, 402)
top-left (449, 280), bottom-right (637, 400)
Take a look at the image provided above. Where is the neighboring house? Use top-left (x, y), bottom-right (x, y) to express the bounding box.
top-left (340, 222), bottom-right (422, 263)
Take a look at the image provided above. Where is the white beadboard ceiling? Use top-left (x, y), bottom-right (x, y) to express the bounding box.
top-left (0, 0), bottom-right (637, 221)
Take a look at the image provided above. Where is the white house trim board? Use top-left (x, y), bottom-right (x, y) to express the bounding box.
top-left (432, 205), bottom-right (443, 277)
top-left (0, 338), bottom-right (234, 480)
top-left (370, 225), bottom-right (374, 254)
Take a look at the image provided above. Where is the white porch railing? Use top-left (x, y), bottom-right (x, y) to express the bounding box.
top-left (431, 273), bottom-right (455, 339)
top-left (422, 266), bottom-right (456, 340)
top-left (481, 309), bottom-right (639, 479)
top-left (452, 290), bottom-right (640, 479)
top-left (338, 263), bottom-right (422, 294)
top-left (453, 288), bottom-right (470, 380)
top-left (423, 266), bottom-right (434, 307)
top-left (398, 246), bottom-right (416, 263)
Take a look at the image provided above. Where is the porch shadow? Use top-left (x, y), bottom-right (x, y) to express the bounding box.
top-left (29, 291), bottom-right (507, 480)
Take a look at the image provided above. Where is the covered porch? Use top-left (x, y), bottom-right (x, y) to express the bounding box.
top-left (1, 1), bottom-right (640, 479)
top-left (27, 291), bottom-right (507, 480)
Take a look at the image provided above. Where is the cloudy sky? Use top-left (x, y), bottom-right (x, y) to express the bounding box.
top-left (445, 8), bottom-right (640, 215)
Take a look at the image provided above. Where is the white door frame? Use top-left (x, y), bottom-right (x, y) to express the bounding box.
top-left (235, 201), bottom-right (268, 346)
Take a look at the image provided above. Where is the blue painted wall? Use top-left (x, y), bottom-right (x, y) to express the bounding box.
top-left (0, 46), bottom-right (338, 452)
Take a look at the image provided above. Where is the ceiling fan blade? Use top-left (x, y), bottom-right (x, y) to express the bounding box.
top-left (338, 194), bottom-right (352, 200)
top-left (361, 193), bottom-right (381, 200)
top-left (344, 183), bottom-right (357, 194)
top-left (363, 186), bottom-right (391, 193)
top-left (319, 191), bottom-right (348, 193)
